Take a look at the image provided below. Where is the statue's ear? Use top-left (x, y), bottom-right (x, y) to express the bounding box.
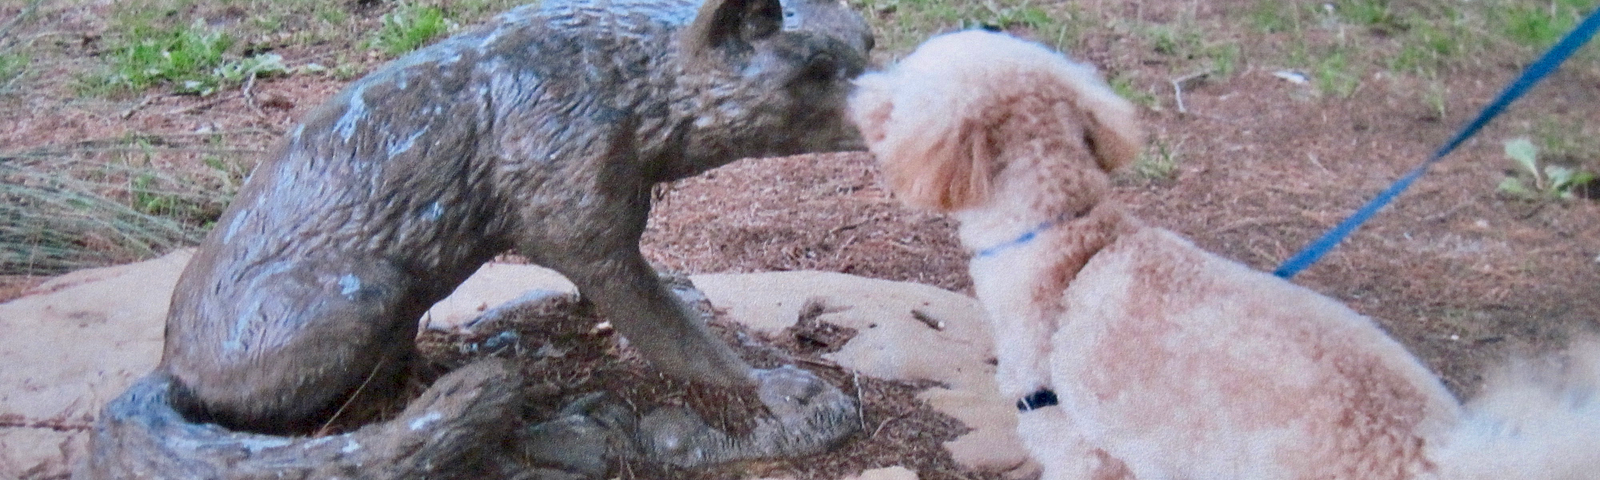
top-left (680, 0), bottom-right (784, 58)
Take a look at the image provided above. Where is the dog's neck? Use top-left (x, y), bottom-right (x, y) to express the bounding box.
top-left (951, 159), bottom-right (1112, 255)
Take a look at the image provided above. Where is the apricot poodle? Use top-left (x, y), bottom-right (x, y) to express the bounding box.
top-left (849, 30), bottom-right (1600, 480)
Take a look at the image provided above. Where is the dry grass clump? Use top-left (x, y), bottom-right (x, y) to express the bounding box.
top-left (0, 153), bottom-right (224, 274)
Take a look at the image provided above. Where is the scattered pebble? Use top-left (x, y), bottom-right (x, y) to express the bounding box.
top-left (1273, 70), bottom-right (1309, 85)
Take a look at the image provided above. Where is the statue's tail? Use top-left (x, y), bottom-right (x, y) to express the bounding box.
top-left (76, 360), bottom-right (522, 480)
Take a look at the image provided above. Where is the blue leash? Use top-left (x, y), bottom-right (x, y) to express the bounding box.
top-left (1274, 8), bottom-right (1600, 279)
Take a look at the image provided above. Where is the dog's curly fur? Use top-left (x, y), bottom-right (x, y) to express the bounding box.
top-left (849, 30), bottom-right (1600, 480)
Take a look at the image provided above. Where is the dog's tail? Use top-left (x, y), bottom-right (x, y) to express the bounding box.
top-left (1431, 338), bottom-right (1600, 480)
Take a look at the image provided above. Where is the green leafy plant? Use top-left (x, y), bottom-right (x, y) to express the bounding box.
top-left (371, 3), bottom-right (454, 57)
top-left (1109, 73), bottom-right (1159, 110)
top-left (1498, 138), bottom-right (1595, 200)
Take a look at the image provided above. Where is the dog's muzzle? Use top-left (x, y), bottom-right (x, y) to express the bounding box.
top-left (1016, 388), bottom-right (1059, 412)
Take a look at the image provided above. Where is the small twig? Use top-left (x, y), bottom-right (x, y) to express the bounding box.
top-left (22, 146), bottom-right (266, 156)
top-left (793, 357), bottom-right (844, 370)
top-left (1210, 216), bottom-right (1298, 236)
top-left (910, 309), bottom-right (944, 331)
top-left (1306, 152), bottom-right (1330, 173)
top-left (51, 129), bottom-right (277, 148)
top-left (1422, 202), bottom-right (1471, 223)
top-left (166, 92), bottom-right (236, 116)
top-left (826, 219), bottom-right (869, 237)
top-left (242, 71), bottom-right (268, 118)
top-left (2, 130), bottom-right (276, 158)
top-left (0, 418), bottom-right (94, 432)
top-left (1171, 70), bottom-right (1210, 115)
top-left (315, 356), bottom-right (387, 437)
top-left (852, 372), bottom-right (866, 432)
top-left (870, 412), bottom-right (909, 438)
top-left (119, 95), bottom-right (162, 120)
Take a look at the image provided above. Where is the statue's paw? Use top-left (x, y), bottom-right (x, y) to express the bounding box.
top-left (637, 406), bottom-right (728, 467)
top-left (520, 392), bottom-right (639, 477)
top-left (635, 366), bottom-right (862, 468)
top-left (753, 365), bottom-right (857, 427)
top-left (446, 289), bottom-right (578, 333)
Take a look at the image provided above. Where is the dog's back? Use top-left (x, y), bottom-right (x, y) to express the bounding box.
top-left (1049, 227), bottom-right (1461, 479)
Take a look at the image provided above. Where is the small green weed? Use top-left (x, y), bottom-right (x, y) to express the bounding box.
top-left (1498, 138), bottom-right (1595, 200)
top-left (1334, 0), bottom-right (1405, 32)
top-left (0, 53), bottom-right (27, 92)
top-left (1206, 43), bottom-right (1241, 78)
top-left (1131, 139), bottom-right (1181, 181)
top-left (858, 0), bottom-right (1081, 54)
top-left (1109, 73), bottom-right (1159, 110)
top-left (963, 2), bottom-right (1051, 31)
top-left (1499, 3), bottom-right (1577, 48)
top-left (371, 3), bottom-right (455, 57)
top-left (1389, 23), bottom-right (1456, 76)
top-left (1145, 22), bottom-right (1204, 58)
top-left (1312, 47), bottom-right (1361, 98)
top-left (1248, 1), bottom-right (1303, 34)
top-left (1422, 81), bottom-right (1448, 119)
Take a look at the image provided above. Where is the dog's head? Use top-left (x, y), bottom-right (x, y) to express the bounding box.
top-left (847, 30), bottom-right (1141, 211)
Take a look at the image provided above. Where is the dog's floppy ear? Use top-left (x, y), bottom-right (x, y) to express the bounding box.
top-left (892, 111), bottom-right (995, 211)
top-left (1073, 79), bottom-right (1143, 172)
top-left (854, 72), bottom-right (996, 212)
top-left (847, 73), bottom-right (895, 146)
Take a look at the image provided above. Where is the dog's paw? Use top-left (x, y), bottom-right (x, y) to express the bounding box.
top-left (520, 392), bottom-right (639, 477)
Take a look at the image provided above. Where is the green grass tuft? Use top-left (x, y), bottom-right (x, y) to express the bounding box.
top-left (105, 20), bottom-right (234, 92)
top-left (1312, 46), bottom-right (1362, 98)
top-left (371, 3), bottom-right (455, 57)
top-left (1247, 1), bottom-right (1304, 34)
top-left (85, 16), bottom-right (288, 97)
top-left (0, 53), bottom-right (28, 92)
top-left (1499, 3), bottom-right (1576, 48)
